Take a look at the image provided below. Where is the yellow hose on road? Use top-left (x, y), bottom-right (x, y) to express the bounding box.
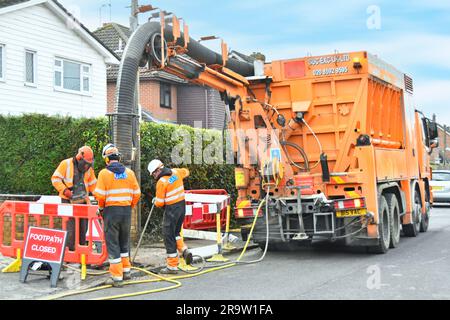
top-left (39, 267), bottom-right (182, 300)
top-left (41, 199), bottom-right (267, 301)
top-left (92, 267), bottom-right (182, 300)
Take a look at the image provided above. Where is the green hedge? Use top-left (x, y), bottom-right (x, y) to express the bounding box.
top-left (139, 122), bottom-right (236, 239)
top-left (0, 114), bottom-right (236, 240)
top-left (0, 114), bottom-right (109, 194)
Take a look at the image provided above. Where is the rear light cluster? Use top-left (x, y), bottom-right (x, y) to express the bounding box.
top-left (334, 198), bottom-right (366, 211)
top-left (235, 207), bottom-right (263, 219)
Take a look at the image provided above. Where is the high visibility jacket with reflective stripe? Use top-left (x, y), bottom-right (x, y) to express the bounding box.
top-left (94, 167), bottom-right (141, 209)
top-left (155, 168), bottom-right (189, 208)
top-left (51, 158), bottom-right (97, 200)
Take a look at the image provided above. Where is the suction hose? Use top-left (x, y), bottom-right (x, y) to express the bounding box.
top-left (115, 21), bottom-right (254, 163)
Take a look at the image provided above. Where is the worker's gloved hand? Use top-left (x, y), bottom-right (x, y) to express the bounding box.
top-left (63, 188), bottom-right (73, 199)
top-left (152, 197), bottom-right (157, 205)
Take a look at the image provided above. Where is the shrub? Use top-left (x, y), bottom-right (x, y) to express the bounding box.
top-left (0, 115), bottom-right (236, 241)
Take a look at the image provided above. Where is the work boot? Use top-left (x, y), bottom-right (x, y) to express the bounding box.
top-left (182, 249), bottom-right (193, 265)
top-left (159, 267), bottom-right (179, 275)
top-left (105, 278), bottom-right (124, 288)
top-left (123, 271), bottom-right (132, 281)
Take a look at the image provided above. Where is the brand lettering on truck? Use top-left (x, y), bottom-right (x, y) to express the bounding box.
top-left (308, 54), bottom-right (350, 66)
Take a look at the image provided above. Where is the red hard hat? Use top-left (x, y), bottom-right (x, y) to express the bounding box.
top-left (76, 146), bottom-right (94, 164)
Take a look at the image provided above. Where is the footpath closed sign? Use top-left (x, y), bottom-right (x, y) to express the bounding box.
top-left (23, 227), bottom-right (66, 262)
top-left (20, 227), bottom-right (67, 287)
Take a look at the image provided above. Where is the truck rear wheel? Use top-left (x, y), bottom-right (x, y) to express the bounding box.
top-left (368, 195), bottom-right (390, 254)
top-left (403, 189), bottom-right (421, 237)
top-left (386, 193), bottom-right (400, 248)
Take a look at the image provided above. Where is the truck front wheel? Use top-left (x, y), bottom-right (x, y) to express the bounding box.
top-left (403, 189), bottom-right (421, 237)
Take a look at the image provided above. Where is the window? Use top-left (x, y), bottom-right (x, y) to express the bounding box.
top-left (25, 50), bottom-right (37, 85)
top-left (160, 83), bottom-right (171, 108)
top-left (0, 44), bottom-right (4, 81)
top-left (54, 58), bottom-right (91, 94)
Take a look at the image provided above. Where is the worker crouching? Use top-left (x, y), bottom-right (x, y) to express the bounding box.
top-left (94, 144), bottom-right (141, 287)
top-left (148, 160), bottom-right (193, 274)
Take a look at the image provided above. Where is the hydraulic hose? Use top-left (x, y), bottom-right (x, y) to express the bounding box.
top-left (301, 118), bottom-right (323, 170)
top-left (236, 187), bottom-right (270, 264)
top-left (281, 140), bottom-right (310, 172)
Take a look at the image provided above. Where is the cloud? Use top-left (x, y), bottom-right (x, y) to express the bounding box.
top-left (414, 79), bottom-right (450, 124)
top-left (410, 0), bottom-right (450, 9)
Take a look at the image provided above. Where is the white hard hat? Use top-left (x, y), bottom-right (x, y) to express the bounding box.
top-left (148, 159), bottom-right (163, 175)
top-left (102, 143), bottom-right (120, 159)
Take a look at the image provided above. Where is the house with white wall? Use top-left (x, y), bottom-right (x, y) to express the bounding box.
top-left (0, 0), bottom-right (119, 118)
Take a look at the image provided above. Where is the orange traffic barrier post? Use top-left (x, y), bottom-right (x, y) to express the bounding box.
top-left (207, 212), bottom-right (229, 263)
top-left (0, 201), bottom-right (107, 281)
top-left (2, 248), bottom-right (21, 273)
top-left (81, 254), bottom-right (87, 280)
top-left (223, 205), bottom-right (236, 251)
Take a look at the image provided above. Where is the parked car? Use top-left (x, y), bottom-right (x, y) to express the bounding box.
top-left (430, 170), bottom-right (450, 203)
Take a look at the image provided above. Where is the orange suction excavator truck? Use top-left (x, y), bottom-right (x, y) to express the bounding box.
top-left (115, 17), bottom-right (439, 253)
top-left (233, 52), bottom-right (438, 253)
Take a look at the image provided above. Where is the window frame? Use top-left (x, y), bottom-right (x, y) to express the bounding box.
top-left (0, 44), bottom-right (5, 82)
top-left (160, 82), bottom-right (172, 109)
top-left (54, 57), bottom-right (92, 96)
top-left (24, 49), bottom-right (37, 87)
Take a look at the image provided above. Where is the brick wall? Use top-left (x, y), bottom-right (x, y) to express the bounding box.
top-left (139, 81), bottom-right (177, 122)
top-left (106, 82), bottom-right (116, 114)
top-left (431, 125), bottom-right (450, 168)
top-left (106, 80), bottom-right (177, 122)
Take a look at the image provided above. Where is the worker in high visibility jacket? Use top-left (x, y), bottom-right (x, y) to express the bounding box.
top-left (148, 159), bottom-right (193, 274)
top-left (94, 144), bottom-right (141, 287)
top-left (51, 146), bottom-right (97, 251)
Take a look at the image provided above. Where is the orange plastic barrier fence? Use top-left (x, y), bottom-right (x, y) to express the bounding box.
top-left (183, 189), bottom-right (230, 230)
top-left (0, 201), bottom-right (107, 267)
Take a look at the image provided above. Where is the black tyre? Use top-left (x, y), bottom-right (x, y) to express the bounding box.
top-left (385, 193), bottom-right (400, 248)
top-left (420, 191), bottom-right (430, 233)
top-left (403, 188), bottom-right (421, 237)
top-left (241, 227), bottom-right (250, 242)
top-left (368, 195), bottom-right (391, 254)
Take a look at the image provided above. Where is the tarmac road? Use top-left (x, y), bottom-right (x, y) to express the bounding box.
top-left (64, 205), bottom-right (450, 301)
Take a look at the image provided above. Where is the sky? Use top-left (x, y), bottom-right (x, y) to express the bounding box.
top-left (59, 0), bottom-right (450, 124)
